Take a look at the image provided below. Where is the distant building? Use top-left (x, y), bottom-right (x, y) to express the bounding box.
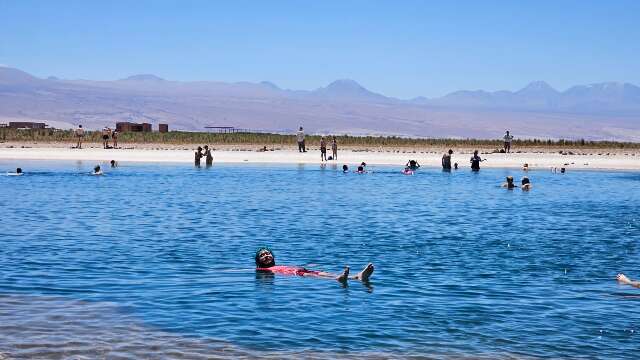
top-left (116, 122), bottom-right (152, 132)
top-left (159, 123), bottom-right (169, 133)
top-left (8, 122), bottom-right (46, 129)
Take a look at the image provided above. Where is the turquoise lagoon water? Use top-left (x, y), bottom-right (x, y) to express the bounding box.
top-left (1, 160), bottom-right (639, 359)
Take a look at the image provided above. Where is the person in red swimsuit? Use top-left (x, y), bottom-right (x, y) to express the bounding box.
top-left (255, 247), bottom-right (374, 283)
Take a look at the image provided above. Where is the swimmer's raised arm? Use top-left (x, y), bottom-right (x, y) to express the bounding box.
top-left (617, 273), bottom-right (640, 288)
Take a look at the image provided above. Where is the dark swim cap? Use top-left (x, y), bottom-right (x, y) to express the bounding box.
top-left (255, 247), bottom-right (274, 267)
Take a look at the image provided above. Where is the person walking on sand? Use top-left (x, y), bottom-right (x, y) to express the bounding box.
top-left (112, 129), bottom-right (118, 149)
top-left (296, 126), bottom-right (306, 153)
top-left (75, 124), bottom-right (85, 149)
top-left (204, 145), bottom-right (213, 166)
top-left (331, 136), bottom-right (338, 160)
top-left (503, 130), bottom-right (514, 153)
top-left (442, 149), bottom-right (453, 170)
top-left (470, 150), bottom-right (485, 171)
top-left (320, 137), bottom-right (327, 162)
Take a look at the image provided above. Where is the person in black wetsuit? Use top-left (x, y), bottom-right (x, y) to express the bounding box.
top-left (204, 145), bottom-right (213, 166)
top-left (470, 150), bottom-right (484, 171)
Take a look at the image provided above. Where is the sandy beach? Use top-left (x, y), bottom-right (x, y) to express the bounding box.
top-left (1, 142), bottom-right (639, 170)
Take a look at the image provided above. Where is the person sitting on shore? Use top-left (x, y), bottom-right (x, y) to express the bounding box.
top-left (442, 149), bottom-right (453, 170)
top-left (342, 164), bottom-right (349, 173)
top-left (617, 273), bottom-right (640, 289)
top-left (470, 150), bottom-right (485, 171)
top-left (406, 159), bottom-right (420, 170)
top-left (255, 247), bottom-right (374, 283)
top-left (501, 176), bottom-right (517, 189)
top-left (521, 176), bottom-right (531, 190)
top-left (93, 165), bottom-right (103, 175)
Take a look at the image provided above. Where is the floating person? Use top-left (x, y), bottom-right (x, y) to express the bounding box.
top-left (320, 137), bottom-right (327, 162)
top-left (617, 273), bottom-right (640, 289)
top-left (402, 167), bottom-right (414, 175)
top-left (356, 164), bottom-right (366, 173)
top-left (470, 150), bottom-right (485, 171)
top-left (521, 176), bottom-right (531, 190)
top-left (342, 164), bottom-right (349, 173)
top-left (296, 126), bottom-right (306, 153)
top-left (501, 176), bottom-right (517, 189)
top-left (194, 146), bottom-right (203, 167)
top-left (110, 160), bottom-right (117, 168)
top-left (93, 165), bottom-right (103, 176)
top-left (255, 247), bottom-right (374, 283)
top-left (204, 145), bottom-right (213, 166)
top-left (331, 136), bottom-right (338, 160)
top-left (75, 124), bottom-right (84, 149)
top-left (442, 149), bottom-right (453, 170)
top-left (406, 159), bottom-right (420, 170)
top-left (7, 167), bottom-right (23, 176)
top-left (454, 162), bottom-right (458, 170)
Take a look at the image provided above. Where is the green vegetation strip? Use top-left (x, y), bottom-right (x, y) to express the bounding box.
top-left (1, 129), bottom-right (638, 148)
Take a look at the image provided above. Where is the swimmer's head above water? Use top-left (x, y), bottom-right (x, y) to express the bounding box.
top-left (16, 168), bottom-right (22, 174)
top-left (255, 247), bottom-right (275, 268)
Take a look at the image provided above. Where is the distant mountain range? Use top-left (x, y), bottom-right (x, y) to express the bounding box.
top-left (1, 66), bottom-right (639, 140)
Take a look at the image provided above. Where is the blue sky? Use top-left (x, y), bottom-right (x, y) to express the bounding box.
top-left (1, 0), bottom-right (639, 98)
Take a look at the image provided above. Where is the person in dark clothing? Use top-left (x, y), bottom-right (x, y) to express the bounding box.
top-left (204, 145), bottom-right (213, 166)
top-left (470, 150), bottom-right (485, 171)
top-left (195, 146), bottom-right (203, 167)
top-left (442, 149), bottom-right (453, 170)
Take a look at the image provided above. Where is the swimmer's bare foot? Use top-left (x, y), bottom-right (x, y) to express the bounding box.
top-left (337, 266), bottom-right (349, 283)
top-left (353, 263), bottom-right (374, 281)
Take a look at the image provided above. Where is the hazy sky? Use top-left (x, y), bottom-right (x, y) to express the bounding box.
top-left (1, 0), bottom-right (639, 98)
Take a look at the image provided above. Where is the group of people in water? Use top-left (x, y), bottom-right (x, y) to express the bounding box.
top-left (194, 145), bottom-right (214, 167)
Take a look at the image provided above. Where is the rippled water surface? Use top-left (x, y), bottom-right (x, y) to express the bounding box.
top-left (1, 160), bottom-right (639, 359)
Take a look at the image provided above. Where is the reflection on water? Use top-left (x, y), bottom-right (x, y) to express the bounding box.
top-left (0, 160), bottom-right (639, 359)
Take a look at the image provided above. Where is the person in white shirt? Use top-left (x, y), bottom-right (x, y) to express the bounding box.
top-left (296, 126), bottom-right (306, 152)
top-left (503, 131), bottom-right (514, 153)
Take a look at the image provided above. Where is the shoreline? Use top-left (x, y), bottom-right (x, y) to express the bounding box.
top-left (1, 142), bottom-right (639, 171)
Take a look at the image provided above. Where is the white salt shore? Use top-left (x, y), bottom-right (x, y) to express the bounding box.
top-left (0, 144), bottom-right (639, 170)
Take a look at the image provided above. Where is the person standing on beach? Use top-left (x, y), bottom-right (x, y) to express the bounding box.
top-left (470, 150), bottom-right (485, 171)
top-left (331, 136), bottom-right (338, 160)
top-left (195, 146), bottom-right (203, 167)
top-left (320, 137), bottom-right (327, 162)
top-left (102, 127), bottom-right (110, 149)
top-left (503, 131), bottom-right (514, 153)
top-left (204, 145), bottom-right (213, 166)
top-left (297, 127), bottom-right (306, 152)
top-left (112, 130), bottom-right (118, 149)
top-left (442, 149), bottom-right (453, 170)
top-left (75, 124), bottom-right (84, 149)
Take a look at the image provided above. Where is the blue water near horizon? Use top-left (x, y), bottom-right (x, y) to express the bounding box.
top-left (1, 160), bottom-right (639, 359)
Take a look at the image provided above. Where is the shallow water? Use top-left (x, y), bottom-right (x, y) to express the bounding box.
top-left (1, 160), bottom-right (639, 359)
